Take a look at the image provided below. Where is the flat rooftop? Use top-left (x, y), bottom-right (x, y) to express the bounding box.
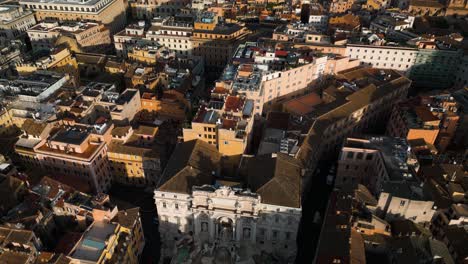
top-left (72, 222), bottom-right (117, 262)
top-left (51, 128), bottom-right (89, 145)
top-left (193, 108), bottom-right (220, 124)
top-left (20, 0), bottom-right (106, 7)
top-left (0, 71), bottom-right (65, 96)
top-left (345, 136), bottom-right (413, 181)
top-left (115, 89), bottom-right (137, 105)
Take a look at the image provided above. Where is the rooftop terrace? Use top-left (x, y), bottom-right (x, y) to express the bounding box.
top-left (72, 222), bottom-right (117, 262)
top-left (344, 136), bottom-right (413, 181)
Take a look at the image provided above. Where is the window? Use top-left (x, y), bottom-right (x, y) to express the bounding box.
top-left (243, 228), bottom-right (251, 239)
top-left (175, 203), bottom-right (179, 210)
top-left (346, 152), bottom-right (354, 159)
top-left (356, 153), bottom-right (364, 160)
top-left (162, 202), bottom-right (166, 208)
top-left (201, 222), bottom-right (208, 232)
top-left (366, 154), bottom-right (373, 160)
top-left (400, 200), bottom-right (406, 206)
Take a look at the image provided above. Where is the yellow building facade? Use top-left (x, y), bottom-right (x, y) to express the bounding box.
top-left (192, 14), bottom-right (249, 75)
top-left (141, 92), bottom-right (188, 121)
top-left (0, 107), bottom-right (16, 136)
top-left (127, 47), bottom-right (158, 65)
top-left (16, 47), bottom-right (80, 87)
top-left (108, 126), bottom-right (161, 186)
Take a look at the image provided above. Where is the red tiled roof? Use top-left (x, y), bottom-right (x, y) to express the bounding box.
top-left (95, 116), bottom-right (106, 125)
top-left (224, 96), bottom-right (245, 112)
top-left (284, 92), bottom-right (323, 115)
top-left (239, 64), bottom-right (254, 72)
top-left (222, 119), bottom-right (237, 130)
top-left (275, 50), bottom-right (288, 57)
top-left (414, 106), bottom-right (439, 122)
top-left (212, 87), bottom-right (230, 94)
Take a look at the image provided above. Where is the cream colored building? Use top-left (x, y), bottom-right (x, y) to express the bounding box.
top-left (0, 5), bottom-right (36, 39)
top-left (20, 0), bottom-right (127, 33)
top-left (110, 89), bottom-right (141, 125)
top-left (145, 17), bottom-right (193, 56)
top-left (15, 122), bottom-right (114, 193)
top-left (27, 21), bottom-right (111, 52)
top-left (155, 140), bottom-right (302, 261)
top-left (216, 42), bottom-right (327, 115)
top-left (113, 21), bottom-right (147, 57)
top-left (129, 0), bottom-right (190, 19)
top-left (345, 44), bottom-right (417, 72)
top-left (324, 55), bottom-right (360, 74)
top-left (377, 182), bottom-right (436, 224)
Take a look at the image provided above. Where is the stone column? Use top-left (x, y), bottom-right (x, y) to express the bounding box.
top-left (210, 218), bottom-right (216, 241)
top-left (251, 220), bottom-right (257, 243)
top-left (193, 213), bottom-right (200, 237)
top-left (235, 218), bottom-right (241, 241)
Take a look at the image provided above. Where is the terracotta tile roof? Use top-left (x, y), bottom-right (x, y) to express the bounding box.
top-left (21, 119), bottom-right (48, 137)
top-left (275, 50), bottom-right (288, 57)
top-left (212, 87), bottom-right (230, 95)
top-left (224, 96), bottom-right (245, 112)
top-left (245, 153), bottom-right (302, 208)
top-left (283, 92), bottom-right (323, 115)
top-left (222, 119), bottom-right (237, 130)
top-left (414, 106), bottom-right (439, 122)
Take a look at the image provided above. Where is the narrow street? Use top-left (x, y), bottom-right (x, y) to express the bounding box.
top-left (108, 184), bottom-right (161, 264)
top-left (295, 161), bottom-right (334, 263)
